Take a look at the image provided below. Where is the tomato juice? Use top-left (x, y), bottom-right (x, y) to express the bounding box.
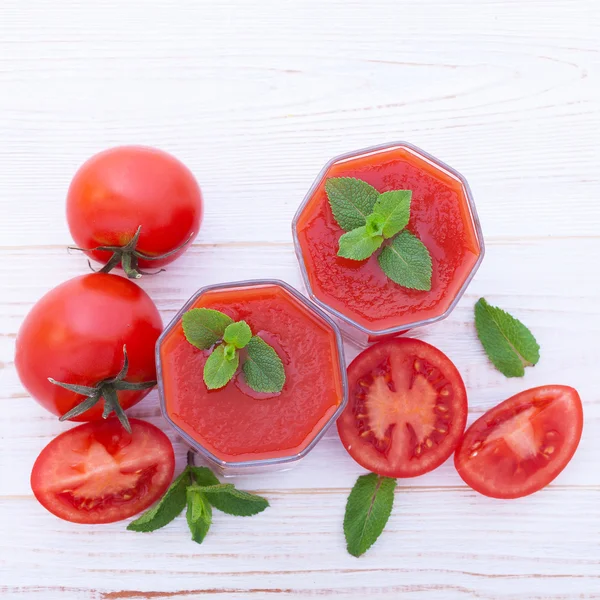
top-left (157, 280), bottom-right (347, 471)
top-left (293, 143), bottom-right (484, 344)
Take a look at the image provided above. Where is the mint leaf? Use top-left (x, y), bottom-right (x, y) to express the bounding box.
top-left (196, 483), bottom-right (236, 494)
top-left (204, 344), bottom-right (239, 390)
top-left (204, 486), bottom-right (269, 517)
top-left (338, 226), bottom-right (383, 261)
top-left (325, 177), bottom-right (379, 232)
top-left (223, 342), bottom-right (237, 361)
top-left (189, 466), bottom-right (220, 487)
top-left (373, 190), bottom-right (412, 238)
top-left (127, 468), bottom-right (189, 533)
top-left (365, 213), bottom-right (385, 238)
top-left (378, 231), bottom-right (432, 291)
top-left (344, 473), bottom-right (396, 558)
top-left (127, 461), bottom-right (267, 544)
top-left (186, 487), bottom-right (212, 544)
top-left (475, 298), bottom-right (540, 378)
top-left (242, 336), bottom-right (285, 393)
top-left (223, 321), bottom-right (252, 349)
top-left (183, 308), bottom-right (233, 350)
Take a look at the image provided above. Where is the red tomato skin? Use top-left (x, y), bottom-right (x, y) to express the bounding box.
top-left (454, 385), bottom-right (583, 499)
top-left (337, 338), bottom-right (468, 478)
top-left (66, 146), bottom-right (203, 268)
top-left (31, 418), bottom-right (175, 524)
top-left (15, 273), bottom-right (163, 420)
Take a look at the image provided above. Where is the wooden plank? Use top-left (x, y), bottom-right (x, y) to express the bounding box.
top-left (1, 488), bottom-right (599, 599)
top-left (1, 1), bottom-right (599, 598)
top-left (0, 2), bottom-right (598, 245)
top-left (1, 239), bottom-right (597, 495)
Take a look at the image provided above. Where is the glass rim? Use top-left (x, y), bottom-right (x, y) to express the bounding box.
top-left (155, 278), bottom-right (349, 470)
top-left (291, 140), bottom-right (486, 337)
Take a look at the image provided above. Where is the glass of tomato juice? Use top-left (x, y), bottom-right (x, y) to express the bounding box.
top-left (293, 142), bottom-right (484, 346)
top-left (156, 280), bottom-right (348, 474)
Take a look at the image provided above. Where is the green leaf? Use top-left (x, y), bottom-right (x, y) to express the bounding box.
top-left (195, 483), bottom-right (236, 494)
top-left (182, 308), bottom-right (233, 350)
top-left (186, 487), bottom-right (212, 544)
top-left (325, 177), bottom-right (380, 231)
top-left (474, 298), bottom-right (540, 378)
top-left (203, 486), bottom-right (269, 517)
top-left (189, 466), bottom-right (220, 487)
top-left (203, 344), bottom-right (239, 390)
top-left (365, 213), bottom-right (386, 238)
top-left (378, 230), bottom-right (432, 291)
top-left (127, 468), bottom-right (189, 533)
top-left (338, 226), bottom-right (384, 261)
top-left (344, 473), bottom-right (396, 558)
top-left (223, 320), bottom-right (252, 349)
top-left (242, 336), bottom-right (285, 393)
top-left (223, 343), bottom-right (237, 361)
top-left (372, 190), bottom-right (412, 238)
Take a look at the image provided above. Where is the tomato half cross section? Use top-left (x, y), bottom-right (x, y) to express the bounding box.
top-left (337, 338), bottom-right (468, 478)
top-left (31, 419), bottom-right (175, 524)
top-left (455, 385), bottom-right (583, 499)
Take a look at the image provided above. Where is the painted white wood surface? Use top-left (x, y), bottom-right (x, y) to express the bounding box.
top-left (1, 1), bottom-right (599, 598)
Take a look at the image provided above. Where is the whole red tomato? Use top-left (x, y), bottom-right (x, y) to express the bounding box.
top-left (67, 146), bottom-right (203, 278)
top-left (15, 273), bottom-right (163, 429)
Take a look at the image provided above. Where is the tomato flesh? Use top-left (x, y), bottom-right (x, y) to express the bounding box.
top-left (454, 385), bottom-right (583, 499)
top-left (337, 338), bottom-right (468, 477)
top-left (31, 419), bottom-right (175, 523)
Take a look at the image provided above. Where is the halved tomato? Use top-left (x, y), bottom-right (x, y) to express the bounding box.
top-left (31, 418), bottom-right (175, 523)
top-left (337, 338), bottom-right (468, 478)
top-left (454, 385), bottom-right (583, 499)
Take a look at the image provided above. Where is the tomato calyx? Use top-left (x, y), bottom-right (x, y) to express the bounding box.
top-left (69, 225), bottom-right (194, 279)
top-left (48, 345), bottom-right (156, 433)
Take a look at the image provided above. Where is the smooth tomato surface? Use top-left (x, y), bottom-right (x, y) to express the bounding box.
top-left (67, 146), bottom-right (203, 268)
top-left (337, 338), bottom-right (468, 477)
top-left (15, 273), bottom-right (163, 420)
top-left (31, 419), bottom-right (175, 523)
top-left (455, 385), bottom-right (583, 499)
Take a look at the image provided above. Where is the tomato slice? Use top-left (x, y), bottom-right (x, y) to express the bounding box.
top-left (31, 418), bottom-right (175, 523)
top-left (337, 338), bottom-right (468, 478)
top-left (454, 385), bottom-right (583, 499)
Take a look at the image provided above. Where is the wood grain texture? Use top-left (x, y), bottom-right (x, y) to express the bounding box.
top-left (1, 0), bottom-right (599, 599)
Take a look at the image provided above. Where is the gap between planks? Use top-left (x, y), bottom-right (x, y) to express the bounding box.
top-left (1, 234), bottom-right (600, 253)
top-left (2, 485), bottom-right (599, 502)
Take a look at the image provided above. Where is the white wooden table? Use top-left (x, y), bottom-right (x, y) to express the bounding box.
top-left (1, 1), bottom-right (599, 598)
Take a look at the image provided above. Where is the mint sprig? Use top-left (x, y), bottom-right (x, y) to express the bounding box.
top-left (128, 452), bottom-right (269, 544)
top-left (325, 177), bottom-right (432, 291)
top-left (475, 298), bottom-right (540, 377)
top-left (344, 473), bottom-right (396, 557)
top-left (182, 311), bottom-right (286, 393)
